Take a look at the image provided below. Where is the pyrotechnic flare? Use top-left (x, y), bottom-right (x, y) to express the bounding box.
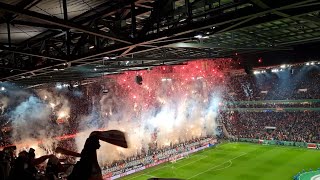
top-left (55, 147), bottom-right (81, 157)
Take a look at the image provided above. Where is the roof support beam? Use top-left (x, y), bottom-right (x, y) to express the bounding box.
top-left (0, 0), bottom-right (42, 24)
top-left (10, 20), bottom-right (64, 29)
top-left (2, 0), bottom-right (320, 82)
top-left (131, 1), bottom-right (137, 38)
top-left (165, 42), bottom-right (293, 50)
top-left (0, 2), bottom-right (132, 45)
top-left (62, 0), bottom-right (70, 56)
top-left (0, 45), bottom-right (66, 62)
top-left (6, 21), bottom-right (11, 48)
top-left (250, 0), bottom-right (320, 25)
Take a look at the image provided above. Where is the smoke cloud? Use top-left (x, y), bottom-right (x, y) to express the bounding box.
top-left (76, 60), bottom-right (226, 164)
top-left (0, 96), bottom-right (9, 115)
top-left (2, 88), bottom-right (72, 157)
top-left (1, 60), bottom-right (229, 163)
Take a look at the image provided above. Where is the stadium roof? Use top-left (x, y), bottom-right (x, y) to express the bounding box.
top-left (0, 0), bottom-right (320, 87)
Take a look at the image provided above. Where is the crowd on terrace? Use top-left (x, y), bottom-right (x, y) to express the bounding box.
top-left (101, 137), bottom-right (213, 177)
top-left (226, 67), bottom-right (320, 100)
top-left (220, 111), bottom-right (320, 143)
top-left (220, 65), bottom-right (320, 143)
top-left (0, 136), bottom-right (213, 180)
top-left (2, 62), bottom-right (320, 179)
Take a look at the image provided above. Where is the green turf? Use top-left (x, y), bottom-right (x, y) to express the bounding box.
top-left (120, 143), bottom-right (320, 180)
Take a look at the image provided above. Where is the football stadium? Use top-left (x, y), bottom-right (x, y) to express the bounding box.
top-left (1, 0), bottom-right (320, 180)
top-left (122, 143), bottom-right (320, 180)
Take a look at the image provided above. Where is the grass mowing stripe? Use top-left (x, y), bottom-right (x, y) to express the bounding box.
top-left (187, 152), bottom-right (248, 179)
top-left (127, 152), bottom-right (212, 179)
top-left (121, 143), bottom-right (320, 180)
top-left (174, 155), bottom-right (208, 169)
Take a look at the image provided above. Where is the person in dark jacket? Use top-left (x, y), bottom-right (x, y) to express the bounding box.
top-left (68, 134), bottom-right (102, 180)
top-left (9, 150), bottom-right (35, 180)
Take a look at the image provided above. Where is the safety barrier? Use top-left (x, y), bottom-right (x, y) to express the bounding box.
top-left (103, 144), bottom-right (213, 180)
top-left (232, 138), bottom-right (320, 149)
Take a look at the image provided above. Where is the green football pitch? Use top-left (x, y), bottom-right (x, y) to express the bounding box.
top-left (120, 142), bottom-right (320, 180)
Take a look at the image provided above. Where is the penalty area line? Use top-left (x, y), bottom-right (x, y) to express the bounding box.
top-left (175, 156), bottom-right (208, 169)
top-left (126, 154), bottom-right (207, 180)
top-left (187, 152), bottom-right (247, 179)
top-left (126, 147), bottom-right (217, 180)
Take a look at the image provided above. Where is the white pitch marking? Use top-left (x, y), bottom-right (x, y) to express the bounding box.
top-left (175, 156), bottom-right (208, 169)
top-left (126, 154), bottom-right (207, 180)
top-left (187, 152), bottom-right (247, 179)
top-left (126, 147), bottom-right (219, 180)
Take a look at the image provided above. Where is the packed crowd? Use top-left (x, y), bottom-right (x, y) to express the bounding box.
top-left (225, 102), bottom-right (320, 108)
top-left (0, 135), bottom-right (214, 180)
top-left (225, 66), bottom-right (320, 100)
top-left (2, 62), bottom-right (320, 179)
top-left (221, 111), bottom-right (320, 143)
top-left (0, 146), bottom-right (66, 180)
top-left (101, 136), bottom-right (214, 178)
top-left (101, 136), bottom-right (213, 170)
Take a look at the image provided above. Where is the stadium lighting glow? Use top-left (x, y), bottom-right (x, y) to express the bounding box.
top-left (161, 78), bottom-right (172, 82)
top-left (311, 62), bottom-right (315, 65)
top-left (56, 84), bottom-right (62, 89)
top-left (253, 71), bottom-right (260, 74)
top-left (0, 87), bottom-right (5, 91)
top-left (94, 68), bottom-right (97, 71)
top-left (306, 62), bottom-right (310, 66)
top-left (50, 103), bottom-right (55, 108)
top-left (271, 69), bottom-right (279, 72)
top-left (280, 64), bottom-right (286, 68)
top-left (89, 45), bottom-right (95, 49)
top-left (194, 34), bottom-right (209, 39)
top-left (58, 111), bottom-right (67, 119)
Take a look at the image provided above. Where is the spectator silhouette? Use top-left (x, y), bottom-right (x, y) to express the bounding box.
top-left (68, 134), bottom-right (102, 180)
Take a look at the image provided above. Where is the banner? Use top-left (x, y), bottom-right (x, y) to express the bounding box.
top-left (307, 143), bottom-right (317, 149)
top-left (264, 126), bottom-right (276, 130)
top-left (237, 138), bottom-right (316, 149)
top-left (298, 89), bottom-right (308, 92)
top-left (258, 139), bottom-right (264, 144)
top-left (106, 144), bottom-right (211, 179)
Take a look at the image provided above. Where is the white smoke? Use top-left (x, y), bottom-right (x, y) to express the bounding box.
top-left (0, 96), bottom-right (9, 114)
top-left (37, 90), bottom-right (71, 123)
top-left (76, 79), bottom-right (223, 165)
top-left (2, 62), bottom-right (225, 163)
top-left (6, 89), bottom-right (71, 157)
